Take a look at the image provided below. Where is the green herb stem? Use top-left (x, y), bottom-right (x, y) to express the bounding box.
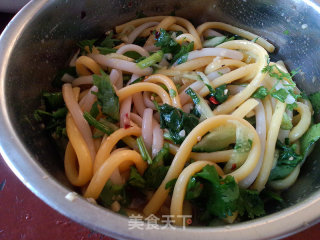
top-left (136, 136), bottom-right (152, 164)
top-left (136, 50), bottom-right (164, 69)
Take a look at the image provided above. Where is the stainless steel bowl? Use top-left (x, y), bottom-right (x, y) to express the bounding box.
top-left (1, 0), bottom-right (320, 239)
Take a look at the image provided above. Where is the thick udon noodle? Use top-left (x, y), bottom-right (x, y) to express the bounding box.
top-left (61, 16), bottom-right (313, 225)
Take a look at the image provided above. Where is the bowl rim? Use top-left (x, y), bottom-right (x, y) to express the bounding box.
top-left (1, 0), bottom-right (320, 239)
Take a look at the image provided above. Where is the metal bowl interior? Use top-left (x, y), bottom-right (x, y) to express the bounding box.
top-left (1, 0), bottom-right (320, 239)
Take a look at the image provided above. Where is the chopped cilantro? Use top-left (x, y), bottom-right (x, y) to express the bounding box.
top-left (269, 140), bottom-right (303, 181)
top-left (214, 84), bottom-right (229, 103)
top-left (128, 166), bottom-right (146, 189)
top-left (92, 70), bottom-right (119, 122)
top-left (96, 47), bottom-right (116, 55)
top-left (98, 180), bottom-right (129, 207)
top-left (271, 88), bottom-right (288, 102)
top-left (286, 102), bottom-right (298, 111)
top-left (154, 29), bottom-right (194, 65)
top-left (34, 92), bottom-right (68, 138)
top-left (90, 101), bottom-right (99, 118)
top-left (158, 104), bottom-right (199, 144)
top-left (252, 86), bottom-right (269, 99)
top-left (185, 165), bottom-right (265, 222)
top-left (165, 178), bottom-right (178, 194)
top-left (77, 39), bottom-right (97, 52)
top-left (83, 112), bottom-right (118, 135)
top-left (136, 136), bottom-right (152, 164)
top-left (99, 32), bottom-right (121, 48)
top-left (144, 143), bottom-right (171, 190)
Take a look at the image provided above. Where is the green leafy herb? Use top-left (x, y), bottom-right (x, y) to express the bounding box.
top-left (252, 86), bottom-right (269, 99)
top-left (261, 189), bottom-right (284, 203)
top-left (262, 58), bottom-right (299, 87)
top-left (214, 84), bottom-right (229, 103)
top-left (154, 29), bottom-right (194, 65)
top-left (261, 56), bottom-right (273, 74)
top-left (123, 51), bottom-right (142, 60)
top-left (90, 101), bottom-right (99, 118)
top-left (144, 143), bottom-right (171, 190)
top-left (42, 92), bottom-right (65, 111)
top-left (185, 176), bottom-right (203, 200)
top-left (34, 92), bottom-right (68, 138)
top-left (185, 165), bottom-right (265, 221)
top-left (186, 88), bottom-right (214, 120)
top-left (83, 112), bottom-right (117, 135)
top-left (269, 140), bottom-right (303, 181)
top-left (185, 88), bottom-right (200, 104)
top-left (128, 166), bottom-right (146, 189)
top-left (158, 103), bottom-right (199, 144)
top-left (78, 32), bottom-right (121, 55)
top-left (136, 136), bottom-right (152, 164)
top-left (172, 41), bottom-right (194, 64)
top-left (77, 39), bottom-right (97, 52)
top-left (195, 165), bottom-right (239, 219)
top-left (92, 71), bottom-right (119, 122)
top-left (238, 189), bottom-right (265, 219)
top-left (286, 102), bottom-right (298, 111)
top-left (165, 178), bottom-right (177, 194)
top-left (100, 32), bottom-right (121, 48)
top-left (154, 29), bottom-right (180, 54)
top-left (96, 47), bottom-right (117, 55)
top-left (98, 180), bottom-right (129, 207)
top-left (165, 178), bottom-right (177, 190)
top-left (270, 88), bottom-right (288, 102)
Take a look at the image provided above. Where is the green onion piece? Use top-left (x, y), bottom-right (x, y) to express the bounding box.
top-left (136, 136), bottom-right (152, 164)
top-left (136, 50), bottom-right (164, 69)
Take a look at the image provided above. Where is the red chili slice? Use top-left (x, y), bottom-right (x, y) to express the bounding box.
top-left (209, 96), bottom-right (219, 105)
top-left (231, 163), bottom-right (237, 171)
top-left (124, 113), bottom-right (131, 129)
top-left (155, 31), bottom-right (160, 39)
